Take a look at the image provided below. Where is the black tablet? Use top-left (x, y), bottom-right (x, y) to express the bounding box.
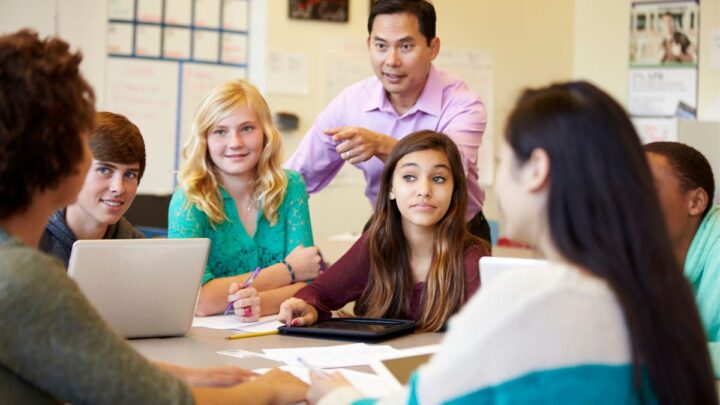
top-left (278, 318), bottom-right (416, 341)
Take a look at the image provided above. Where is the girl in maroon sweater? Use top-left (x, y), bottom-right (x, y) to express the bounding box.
top-left (279, 130), bottom-right (490, 332)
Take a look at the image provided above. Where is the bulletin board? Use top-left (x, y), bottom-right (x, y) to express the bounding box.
top-left (104, 0), bottom-right (251, 194)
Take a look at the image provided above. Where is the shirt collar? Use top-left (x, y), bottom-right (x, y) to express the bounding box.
top-left (363, 65), bottom-right (442, 117)
top-left (219, 186), bottom-right (232, 200)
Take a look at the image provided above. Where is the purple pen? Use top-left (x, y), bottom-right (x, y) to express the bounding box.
top-left (318, 250), bottom-right (327, 272)
top-left (224, 266), bottom-right (262, 315)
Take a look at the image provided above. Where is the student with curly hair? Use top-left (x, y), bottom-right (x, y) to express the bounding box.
top-left (39, 112), bottom-right (146, 267)
top-left (0, 29), bottom-right (306, 404)
top-left (169, 79), bottom-right (322, 320)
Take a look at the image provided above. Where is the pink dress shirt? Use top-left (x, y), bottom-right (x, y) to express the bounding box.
top-left (285, 66), bottom-right (487, 220)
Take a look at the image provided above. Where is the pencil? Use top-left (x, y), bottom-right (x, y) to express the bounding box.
top-left (226, 329), bottom-right (279, 340)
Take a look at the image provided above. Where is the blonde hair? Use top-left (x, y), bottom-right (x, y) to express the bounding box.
top-left (178, 79), bottom-right (287, 226)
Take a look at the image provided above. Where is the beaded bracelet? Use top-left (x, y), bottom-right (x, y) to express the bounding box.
top-left (282, 259), bottom-right (296, 283)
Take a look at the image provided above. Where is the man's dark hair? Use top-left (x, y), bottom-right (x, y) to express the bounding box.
top-left (0, 29), bottom-right (95, 219)
top-left (368, 0), bottom-right (436, 45)
top-left (644, 141), bottom-right (715, 217)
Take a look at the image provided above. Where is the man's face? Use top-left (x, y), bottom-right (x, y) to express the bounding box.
top-left (367, 12), bottom-right (439, 106)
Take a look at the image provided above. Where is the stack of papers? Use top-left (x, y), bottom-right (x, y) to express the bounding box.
top-left (254, 366), bottom-right (396, 398)
top-left (192, 314), bottom-right (284, 332)
top-left (262, 343), bottom-right (399, 368)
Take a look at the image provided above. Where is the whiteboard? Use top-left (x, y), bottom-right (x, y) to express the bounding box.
top-left (105, 58), bottom-right (178, 194)
top-left (103, 0), bottom-right (255, 194)
top-left (105, 59), bottom-right (247, 194)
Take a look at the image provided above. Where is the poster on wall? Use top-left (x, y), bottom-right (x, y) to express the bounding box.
top-left (289, 0), bottom-right (349, 22)
top-left (628, 0), bottom-right (699, 120)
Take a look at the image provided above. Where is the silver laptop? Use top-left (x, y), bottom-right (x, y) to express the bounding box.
top-left (479, 256), bottom-right (548, 285)
top-left (68, 238), bottom-right (210, 338)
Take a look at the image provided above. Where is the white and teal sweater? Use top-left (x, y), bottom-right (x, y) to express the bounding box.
top-left (319, 263), bottom-right (656, 405)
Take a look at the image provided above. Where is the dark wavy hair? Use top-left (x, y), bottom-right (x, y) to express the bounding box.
top-left (505, 81), bottom-right (717, 403)
top-left (644, 141), bottom-right (715, 217)
top-left (368, 0), bottom-right (436, 45)
top-left (0, 29), bottom-right (95, 219)
top-left (355, 130), bottom-right (486, 331)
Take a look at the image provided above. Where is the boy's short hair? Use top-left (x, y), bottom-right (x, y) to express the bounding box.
top-left (644, 141), bottom-right (715, 217)
top-left (92, 112), bottom-right (146, 180)
top-left (0, 29), bottom-right (95, 219)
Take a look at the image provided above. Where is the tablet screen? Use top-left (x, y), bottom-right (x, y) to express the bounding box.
top-left (305, 320), bottom-right (393, 333)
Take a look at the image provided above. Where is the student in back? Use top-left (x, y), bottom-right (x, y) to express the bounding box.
top-left (279, 131), bottom-right (490, 332)
top-left (169, 79), bottom-right (322, 320)
top-left (39, 111), bottom-right (145, 267)
top-left (0, 29), bottom-right (306, 405)
top-left (644, 141), bottom-right (720, 376)
top-left (307, 82), bottom-right (717, 404)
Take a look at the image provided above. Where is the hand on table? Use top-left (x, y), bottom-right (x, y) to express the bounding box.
top-left (154, 362), bottom-right (257, 387)
top-left (278, 297), bottom-right (318, 327)
top-left (307, 371), bottom-right (352, 404)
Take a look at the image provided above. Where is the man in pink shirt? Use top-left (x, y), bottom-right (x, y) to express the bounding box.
top-left (286, 0), bottom-right (489, 242)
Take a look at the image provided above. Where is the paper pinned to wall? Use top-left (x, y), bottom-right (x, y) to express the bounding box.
top-left (136, 0), bottom-right (162, 22)
top-left (105, 58), bottom-right (179, 194)
top-left (178, 63), bottom-right (247, 163)
top-left (711, 29), bottom-right (720, 69)
top-left (321, 38), bottom-right (373, 107)
top-left (266, 51), bottom-right (309, 95)
top-left (108, 0), bottom-right (134, 20)
top-left (107, 22), bottom-right (133, 55)
top-left (318, 39), bottom-right (373, 186)
top-left (631, 117), bottom-right (678, 143)
top-left (164, 0), bottom-right (192, 25)
top-left (436, 49), bottom-right (495, 186)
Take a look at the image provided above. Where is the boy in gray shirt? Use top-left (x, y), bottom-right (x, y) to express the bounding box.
top-left (40, 112), bottom-right (145, 267)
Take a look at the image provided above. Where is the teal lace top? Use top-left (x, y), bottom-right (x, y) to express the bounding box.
top-left (168, 169), bottom-right (314, 284)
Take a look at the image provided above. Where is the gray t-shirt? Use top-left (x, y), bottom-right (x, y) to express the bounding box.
top-left (39, 208), bottom-right (145, 268)
top-left (0, 227), bottom-right (193, 404)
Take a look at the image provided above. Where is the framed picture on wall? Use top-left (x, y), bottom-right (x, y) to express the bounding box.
top-left (288, 0), bottom-right (349, 22)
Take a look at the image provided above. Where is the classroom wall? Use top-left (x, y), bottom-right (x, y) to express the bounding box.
top-left (2, 0), bottom-right (718, 241)
top-left (573, 0), bottom-right (720, 118)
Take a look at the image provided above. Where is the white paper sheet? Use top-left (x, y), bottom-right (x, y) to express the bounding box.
top-left (135, 25), bottom-right (161, 57)
top-left (193, 30), bottom-right (220, 62)
top-left (137, 0), bottom-right (163, 22)
top-left (217, 349), bottom-right (269, 359)
top-left (108, 0), bottom-right (135, 20)
top-left (192, 314), bottom-right (283, 331)
top-left (163, 27), bottom-right (191, 59)
top-left (255, 366), bottom-right (397, 398)
top-left (221, 32), bottom-right (248, 64)
top-left (107, 22), bottom-right (133, 55)
top-left (262, 343), bottom-right (399, 369)
top-left (194, 0), bottom-right (221, 28)
top-left (164, 0), bottom-right (192, 25)
top-left (222, 0), bottom-right (249, 31)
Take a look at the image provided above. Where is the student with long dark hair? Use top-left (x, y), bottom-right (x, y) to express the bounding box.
top-left (279, 130), bottom-right (490, 332)
top-left (307, 82), bottom-right (717, 404)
